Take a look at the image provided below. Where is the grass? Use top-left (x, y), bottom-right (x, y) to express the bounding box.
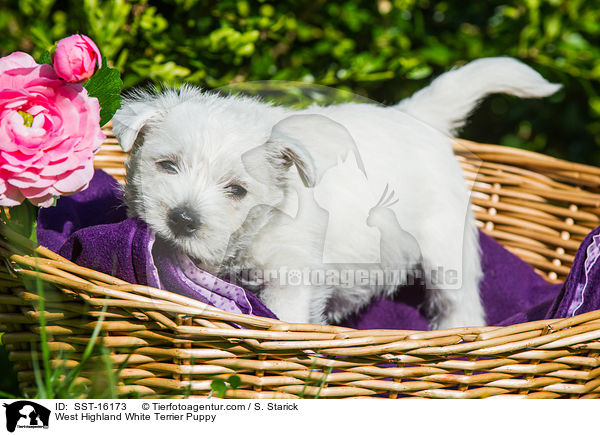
top-left (0, 253), bottom-right (329, 399)
top-left (0, 305), bottom-right (142, 399)
top-left (2, 320), bottom-right (332, 399)
top-left (0, 251), bottom-right (134, 399)
top-left (299, 352), bottom-right (331, 399)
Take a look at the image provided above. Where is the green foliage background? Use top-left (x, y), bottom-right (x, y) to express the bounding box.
top-left (1, 0), bottom-right (600, 165)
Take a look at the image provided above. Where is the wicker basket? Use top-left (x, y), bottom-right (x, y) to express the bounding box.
top-left (1, 123), bottom-right (600, 399)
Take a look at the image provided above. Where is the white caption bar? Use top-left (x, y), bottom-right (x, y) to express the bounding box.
top-left (0, 399), bottom-right (596, 435)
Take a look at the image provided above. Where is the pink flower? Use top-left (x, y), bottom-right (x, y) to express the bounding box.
top-left (53, 34), bottom-right (102, 83)
top-left (0, 52), bottom-right (105, 207)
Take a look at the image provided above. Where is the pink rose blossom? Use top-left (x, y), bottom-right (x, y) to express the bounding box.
top-left (53, 34), bottom-right (102, 83)
top-left (0, 52), bottom-right (105, 207)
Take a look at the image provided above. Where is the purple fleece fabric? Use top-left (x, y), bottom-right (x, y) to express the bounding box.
top-left (340, 232), bottom-right (563, 330)
top-left (546, 226), bottom-right (600, 319)
top-left (37, 169), bottom-right (599, 329)
top-left (37, 170), bottom-right (274, 318)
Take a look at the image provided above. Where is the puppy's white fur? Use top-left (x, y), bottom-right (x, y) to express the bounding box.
top-left (114, 57), bottom-right (559, 329)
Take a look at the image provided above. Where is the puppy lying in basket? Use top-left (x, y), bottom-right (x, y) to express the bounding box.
top-left (113, 57), bottom-right (559, 329)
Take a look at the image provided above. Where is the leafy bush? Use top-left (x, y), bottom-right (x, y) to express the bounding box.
top-left (1, 0), bottom-right (600, 164)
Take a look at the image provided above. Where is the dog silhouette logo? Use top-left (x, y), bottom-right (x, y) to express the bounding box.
top-left (3, 401), bottom-right (50, 432)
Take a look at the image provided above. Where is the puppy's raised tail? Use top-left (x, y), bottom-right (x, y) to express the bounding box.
top-left (395, 57), bottom-right (561, 136)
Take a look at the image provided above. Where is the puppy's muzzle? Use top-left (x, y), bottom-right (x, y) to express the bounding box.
top-left (167, 206), bottom-right (201, 237)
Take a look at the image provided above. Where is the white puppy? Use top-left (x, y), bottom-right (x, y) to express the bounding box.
top-left (113, 57), bottom-right (559, 329)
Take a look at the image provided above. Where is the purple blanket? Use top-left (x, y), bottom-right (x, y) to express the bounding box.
top-left (37, 170), bottom-right (600, 329)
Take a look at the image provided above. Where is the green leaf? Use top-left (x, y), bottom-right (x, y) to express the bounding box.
top-left (228, 375), bottom-right (241, 389)
top-left (406, 65), bottom-right (433, 80)
top-left (84, 57), bottom-right (123, 126)
top-left (4, 200), bottom-right (38, 242)
top-left (210, 379), bottom-right (227, 398)
top-left (590, 97), bottom-right (600, 117)
top-left (38, 50), bottom-right (51, 65)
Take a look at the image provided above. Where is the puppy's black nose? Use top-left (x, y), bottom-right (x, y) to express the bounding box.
top-left (167, 207), bottom-right (201, 236)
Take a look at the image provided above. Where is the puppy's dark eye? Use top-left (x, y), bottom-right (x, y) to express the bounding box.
top-left (156, 160), bottom-right (178, 174)
top-left (225, 184), bottom-right (247, 199)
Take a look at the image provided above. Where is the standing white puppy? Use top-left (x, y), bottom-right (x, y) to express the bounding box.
top-left (114, 57), bottom-right (559, 329)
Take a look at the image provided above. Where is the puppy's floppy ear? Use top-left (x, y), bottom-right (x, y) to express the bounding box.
top-left (243, 114), bottom-right (366, 187)
top-left (112, 99), bottom-right (161, 152)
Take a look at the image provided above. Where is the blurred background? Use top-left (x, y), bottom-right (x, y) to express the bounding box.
top-left (1, 0), bottom-right (600, 165)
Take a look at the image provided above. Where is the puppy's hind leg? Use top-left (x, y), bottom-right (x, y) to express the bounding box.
top-left (421, 218), bottom-right (485, 330)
